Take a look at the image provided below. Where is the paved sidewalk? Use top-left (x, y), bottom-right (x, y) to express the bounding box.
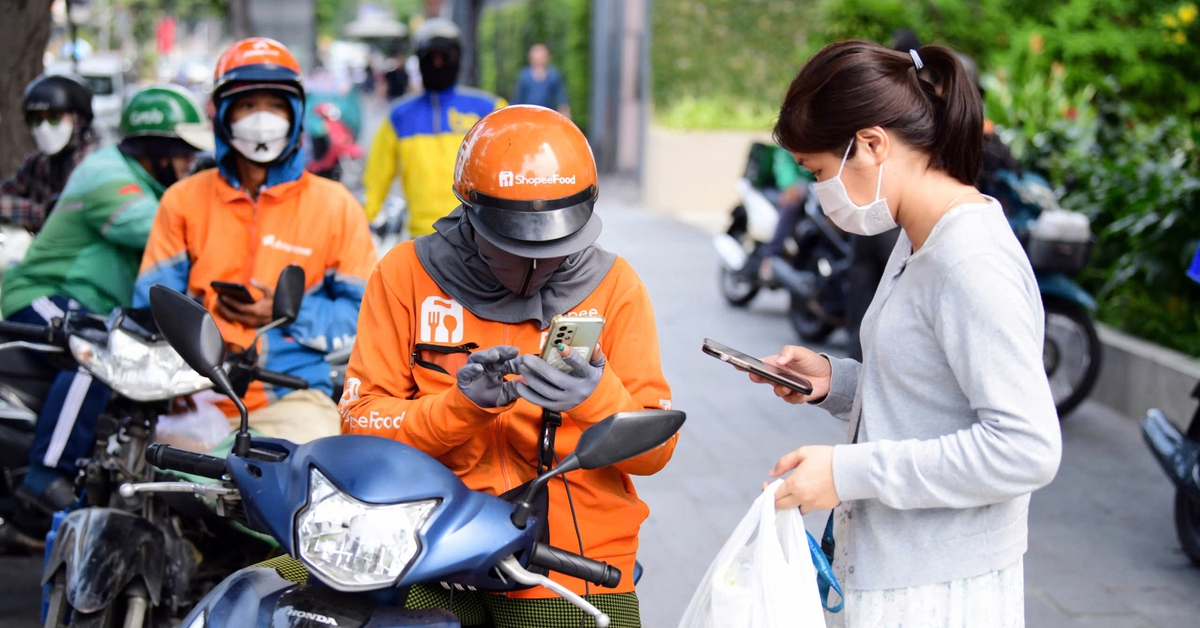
top-left (594, 179), bottom-right (1200, 628)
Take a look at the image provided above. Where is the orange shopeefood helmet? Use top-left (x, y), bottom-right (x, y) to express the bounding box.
top-left (212, 37), bottom-right (304, 103)
top-left (454, 105), bottom-right (600, 257)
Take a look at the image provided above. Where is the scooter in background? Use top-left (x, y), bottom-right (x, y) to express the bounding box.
top-left (713, 143), bottom-right (852, 342)
top-left (1141, 388), bottom-right (1200, 566)
top-left (992, 170), bottom-right (1103, 418)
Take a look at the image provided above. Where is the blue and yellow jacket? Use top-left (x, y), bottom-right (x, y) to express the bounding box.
top-left (362, 86), bottom-right (505, 236)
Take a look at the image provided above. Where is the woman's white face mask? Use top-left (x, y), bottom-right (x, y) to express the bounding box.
top-left (812, 139), bottom-right (899, 236)
top-left (31, 120), bottom-right (74, 156)
top-left (229, 111), bottom-right (291, 163)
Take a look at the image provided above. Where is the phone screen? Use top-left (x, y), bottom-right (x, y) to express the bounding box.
top-left (210, 281), bottom-right (255, 304)
top-left (702, 338), bottom-right (814, 395)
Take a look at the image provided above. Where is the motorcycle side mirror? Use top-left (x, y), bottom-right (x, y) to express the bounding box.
top-left (271, 265), bottom-right (306, 325)
top-left (510, 410), bottom-right (686, 529)
top-left (247, 265), bottom-right (307, 350)
top-left (149, 285), bottom-right (253, 457)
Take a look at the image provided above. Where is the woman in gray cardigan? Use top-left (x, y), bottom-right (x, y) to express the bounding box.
top-left (748, 41), bottom-right (1061, 627)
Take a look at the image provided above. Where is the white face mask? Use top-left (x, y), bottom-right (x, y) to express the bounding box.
top-left (812, 139), bottom-right (899, 236)
top-left (228, 111), bottom-right (291, 163)
top-left (31, 120), bottom-right (74, 156)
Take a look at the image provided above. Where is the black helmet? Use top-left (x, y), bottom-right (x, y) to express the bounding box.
top-left (23, 74), bottom-right (93, 124)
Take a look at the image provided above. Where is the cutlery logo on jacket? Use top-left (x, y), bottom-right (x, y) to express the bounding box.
top-left (419, 296), bottom-right (465, 344)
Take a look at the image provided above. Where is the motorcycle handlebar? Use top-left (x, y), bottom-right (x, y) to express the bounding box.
top-left (254, 368), bottom-right (310, 390)
top-left (527, 543), bottom-right (622, 589)
top-left (0, 321), bottom-right (53, 343)
top-left (146, 444), bottom-right (227, 479)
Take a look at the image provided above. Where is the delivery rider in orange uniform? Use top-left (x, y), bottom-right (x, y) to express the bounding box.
top-left (340, 105), bottom-right (677, 626)
top-left (137, 38), bottom-right (377, 441)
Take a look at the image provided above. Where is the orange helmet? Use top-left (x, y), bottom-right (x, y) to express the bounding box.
top-left (212, 37), bottom-right (304, 102)
top-left (454, 105), bottom-right (599, 256)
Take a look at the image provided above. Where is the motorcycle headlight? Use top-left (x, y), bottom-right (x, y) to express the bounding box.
top-left (69, 330), bottom-right (213, 401)
top-left (296, 467), bottom-right (437, 591)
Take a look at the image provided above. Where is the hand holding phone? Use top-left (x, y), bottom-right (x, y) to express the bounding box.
top-left (541, 315), bottom-right (605, 373)
top-left (210, 281), bottom-right (255, 304)
top-left (703, 339), bottom-right (829, 402)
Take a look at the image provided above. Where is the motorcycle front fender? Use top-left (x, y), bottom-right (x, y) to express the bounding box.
top-left (185, 567), bottom-right (460, 628)
top-left (41, 508), bottom-right (167, 613)
top-left (1037, 272), bottom-right (1097, 311)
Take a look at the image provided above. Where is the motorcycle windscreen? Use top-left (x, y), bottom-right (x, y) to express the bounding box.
top-left (42, 508), bottom-right (179, 613)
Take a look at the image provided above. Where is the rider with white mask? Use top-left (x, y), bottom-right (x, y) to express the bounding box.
top-left (135, 38), bottom-right (377, 444)
top-left (747, 41), bottom-right (1061, 627)
top-left (1, 74), bottom-right (100, 233)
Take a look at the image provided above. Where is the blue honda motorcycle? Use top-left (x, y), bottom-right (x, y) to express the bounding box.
top-left (118, 284), bottom-right (685, 628)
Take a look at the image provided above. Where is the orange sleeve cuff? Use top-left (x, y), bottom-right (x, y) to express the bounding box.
top-left (567, 365), bottom-right (640, 427)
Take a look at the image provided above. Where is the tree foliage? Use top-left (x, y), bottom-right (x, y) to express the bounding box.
top-left (477, 0), bottom-right (590, 133)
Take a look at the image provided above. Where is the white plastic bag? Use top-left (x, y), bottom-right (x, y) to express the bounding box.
top-left (155, 390), bottom-right (232, 453)
top-left (678, 480), bottom-right (827, 628)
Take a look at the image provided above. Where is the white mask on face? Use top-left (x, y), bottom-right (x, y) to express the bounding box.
top-left (31, 120), bottom-right (74, 156)
top-left (228, 111), bottom-right (291, 163)
top-left (812, 139), bottom-right (899, 236)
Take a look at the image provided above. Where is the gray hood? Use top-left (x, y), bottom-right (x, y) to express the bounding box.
top-left (414, 207), bottom-right (617, 329)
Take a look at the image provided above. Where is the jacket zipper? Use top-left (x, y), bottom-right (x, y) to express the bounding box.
top-left (245, 192), bottom-right (259, 286)
top-left (431, 91), bottom-right (442, 134)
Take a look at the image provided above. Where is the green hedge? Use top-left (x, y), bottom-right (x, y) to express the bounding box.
top-left (477, 0), bottom-right (590, 133)
top-left (650, 0), bottom-right (816, 130)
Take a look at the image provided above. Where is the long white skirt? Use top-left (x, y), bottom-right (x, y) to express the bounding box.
top-left (824, 504), bottom-right (1025, 628)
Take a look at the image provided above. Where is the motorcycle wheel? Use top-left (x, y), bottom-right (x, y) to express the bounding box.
top-left (719, 217), bottom-right (760, 307)
top-left (1042, 296), bottom-right (1102, 419)
top-left (1177, 488), bottom-right (1200, 567)
top-left (789, 292), bottom-right (835, 343)
top-left (720, 266), bottom-right (759, 307)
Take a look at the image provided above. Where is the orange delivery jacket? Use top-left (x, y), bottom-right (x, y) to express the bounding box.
top-left (339, 241), bottom-right (677, 598)
top-left (134, 169), bottom-right (378, 416)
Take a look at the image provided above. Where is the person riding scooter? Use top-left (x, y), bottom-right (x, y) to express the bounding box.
top-left (1, 74), bottom-right (100, 233)
top-left (361, 18), bottom-right (507, 236)
top-left (135, 38), bottom-right (377, 443)
top-left (0, 85), bottom-right (212, 515)
top-left (342, 105), bottom-right (678, 626)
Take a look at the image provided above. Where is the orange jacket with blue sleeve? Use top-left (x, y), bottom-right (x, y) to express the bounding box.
top-left (134, 169), bottom-right (377, 415)
top-left (339, 241), bottom-right (677, 598)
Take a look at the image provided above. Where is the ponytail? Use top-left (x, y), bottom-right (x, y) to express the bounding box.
top-left (774, 41), bottom-right (983, 186)
top-left (916, 45), bottom-right (983, 185)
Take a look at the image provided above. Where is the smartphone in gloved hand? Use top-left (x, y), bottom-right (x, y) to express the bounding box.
top-left (541, 315), bottom-right (605, 372)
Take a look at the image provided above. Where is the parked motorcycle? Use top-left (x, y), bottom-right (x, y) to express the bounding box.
top-left (992, 171), bottom-right (1102, 417)
top-left (128, 284), bottom-right (686, 628)
top-left (1141, 388), bottom-right (1200, 567)
top-left (713, 144), bottom-right (851, 342)
top-left (12, 267), bottom-right (312, 627)
top-left (714, 144), bottom-right (1102, 417)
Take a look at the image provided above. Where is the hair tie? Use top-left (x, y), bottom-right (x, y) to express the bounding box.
top-left (909, 49), bottom-right (924, 71)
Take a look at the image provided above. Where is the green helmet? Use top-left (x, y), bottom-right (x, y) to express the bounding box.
top-left (120, 84), bottom-right (214, 152)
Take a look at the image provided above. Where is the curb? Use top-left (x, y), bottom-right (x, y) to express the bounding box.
top-left (1090, 323), bottom-right (1199, 429)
